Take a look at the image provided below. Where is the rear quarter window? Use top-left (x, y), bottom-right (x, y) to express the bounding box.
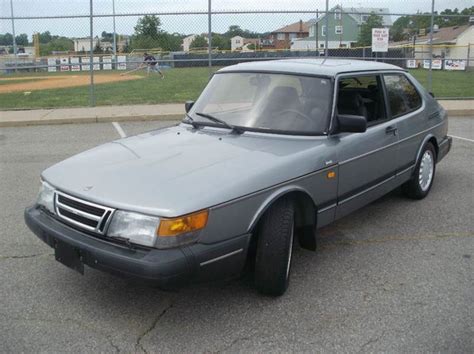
top-left (383, 74), bottom-right (422, 118)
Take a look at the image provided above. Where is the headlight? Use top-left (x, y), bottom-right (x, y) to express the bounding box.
top-left (37, 180), bottom-right (55, 214)
top-left (107, 209), bottom-right (208, 249)
top-left (107, 211), bottom-right (160, 247)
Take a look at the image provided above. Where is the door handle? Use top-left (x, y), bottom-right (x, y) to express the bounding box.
top-left (385, 126), bottom-right (398, 135)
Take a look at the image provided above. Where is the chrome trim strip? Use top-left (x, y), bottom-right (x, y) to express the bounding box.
top-left (200, 248), bottom-right (243, 266)
top-left (339, 121), bottom-right (444, 166)
top-left (338, 175), bottom-right (396, 205)
top-left (318, 203), bottom-right (337, 214)
top-left (56, 201), bottom-right (101, 221)
top-left (396, 164), bottom-right (415, 176)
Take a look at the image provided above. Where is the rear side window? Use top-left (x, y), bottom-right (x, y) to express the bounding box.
top-left (383, 74), bottom-right (422, 118)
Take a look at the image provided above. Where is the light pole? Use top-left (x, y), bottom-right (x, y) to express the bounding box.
top-left (428, 0), bottom-right (435, 93)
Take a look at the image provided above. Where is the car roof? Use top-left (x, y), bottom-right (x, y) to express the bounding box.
top-left (218, 59), bottom-right (405, 77)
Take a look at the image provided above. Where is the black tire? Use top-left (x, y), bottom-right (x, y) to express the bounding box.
top-left (254, 197), bottom-right (295, 296)
top-left (402, 142), bottom-right (437, 199)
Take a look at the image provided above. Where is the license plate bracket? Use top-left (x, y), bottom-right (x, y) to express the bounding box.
top-left (54, 239), bottom-right (84, 275)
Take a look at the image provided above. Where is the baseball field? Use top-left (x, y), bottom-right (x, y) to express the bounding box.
top-left (0, 67), bottom-right (472, 110)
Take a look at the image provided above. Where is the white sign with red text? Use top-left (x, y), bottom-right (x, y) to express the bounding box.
top-left (372, 28), bottom-right (389, 52)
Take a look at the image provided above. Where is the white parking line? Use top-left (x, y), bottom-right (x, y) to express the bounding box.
top-left (112, 122), bottom-right (127, 138)
top-left (450, 135), bottom-right (474, 143)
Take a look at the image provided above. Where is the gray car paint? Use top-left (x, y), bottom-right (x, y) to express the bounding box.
top-left (40, 59), bottom-right (448, 248)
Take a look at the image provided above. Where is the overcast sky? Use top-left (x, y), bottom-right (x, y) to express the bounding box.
top-left (1, 0), bottom-right (471, 39)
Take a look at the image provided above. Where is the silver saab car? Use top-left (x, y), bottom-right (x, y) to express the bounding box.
top-left (25, 59), bottom-right (452, 296)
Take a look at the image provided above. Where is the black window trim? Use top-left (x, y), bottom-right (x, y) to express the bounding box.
top-left (382, 72), bottom-right (423, 119)
top-left (331, 71), bottom-right (392, 132)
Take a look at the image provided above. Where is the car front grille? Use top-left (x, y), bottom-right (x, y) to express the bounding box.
top-left (55, 192), bottom-right (114, 234)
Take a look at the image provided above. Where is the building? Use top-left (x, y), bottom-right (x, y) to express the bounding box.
top-left (73, 36), bottom-right (129, 53)
top-left (266, 20), bottom-right (310, 50)
top-left (291, 6), bottom-right (392, 50)
top-left (391, 24), bottom-right (473, 62)
top-left (231, 36), bottom-right (260, 51)
top-left (182, 34), bottom-right (198, 52)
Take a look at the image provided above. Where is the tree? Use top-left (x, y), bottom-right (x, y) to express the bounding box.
top-left (15, 34), bottom-right (29, 46)
top-left (0, 33), bottom-right (13, 45)
top-left (190, 35), bottom-right (208, 49)
top-left (158, 32), bottom-right (183, 52)
top-left (211, 34), bottom-right (230, 50)
top-left (38, 31), bottom-right (53, 44)
top-left (93, 39), bottom-right (103, 54)
top-left (134, 15), bottom-right (161, 39)
top-left (357, 13), bottom-right (384, 46)
top-left (39, 37), bottom-right (73, 55)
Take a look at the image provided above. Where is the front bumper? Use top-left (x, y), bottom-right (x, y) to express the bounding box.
top-left (25, 206), bottom-right (251, 288)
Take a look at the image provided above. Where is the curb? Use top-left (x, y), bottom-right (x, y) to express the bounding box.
top-left (0, 114), bottom-right (183, 128)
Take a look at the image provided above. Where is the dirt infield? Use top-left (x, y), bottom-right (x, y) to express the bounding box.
top-left (0, 73), bottom-right (142, 93)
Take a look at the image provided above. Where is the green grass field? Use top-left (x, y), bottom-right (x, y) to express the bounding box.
top-left (0, 67), bottom-right (471, 110)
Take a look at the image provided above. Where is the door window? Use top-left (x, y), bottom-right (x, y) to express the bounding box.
top-left (383, 74), bottom-right (422, 117)
top-left (337, 75), bottom-right (386, 125)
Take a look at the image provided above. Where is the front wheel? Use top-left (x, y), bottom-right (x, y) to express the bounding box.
top-left (402, 142), bottom-right (436, 199)
top-left (254, 197), bottom-right (295, 296)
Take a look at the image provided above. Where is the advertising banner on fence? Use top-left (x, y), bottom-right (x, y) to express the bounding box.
top-left (60, 57), bottom-right (70, 71)
top-left (444, 60), bottom-right (466, 71)
top-left (93, 57), bottom-right (101, 71)
top-left (102, 56), bottom-right (112, 70)
top-left (371, 28), bottom-right (389, 52)
top-left (70, 57), bottom-right (80, 71)
top-left (117, 55), bottom-right (127, 70)
top-left (406, 59), bottom-right (417, 69)
top-left (47, 58), bottom-right (57, 72)
top-left (423, 59), bottom-right (442, 69)
top-left (81, 57), bottom-right (90, 71)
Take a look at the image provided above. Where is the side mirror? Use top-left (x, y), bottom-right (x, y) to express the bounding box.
top-left (185, 100), bottom-right (195, 113)
top-left (337, 114), bottom-right (367, 133)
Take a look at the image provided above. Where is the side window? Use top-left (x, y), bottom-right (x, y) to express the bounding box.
top-left (337, 75), bottom-right (386, 125)
top-left (383, 74), bottom-right (422, 118)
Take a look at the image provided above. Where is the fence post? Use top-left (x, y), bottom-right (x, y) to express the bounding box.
top-left (428, 0), bottom-right (435, 93)
top-left (9, 0), bottom-right (18, 71)
top-left (467, 44), bottom-right (471, 69)
top-left (112, 0), bottom-right (117, 62)
top-left (325, 0), bottom-right (329, 58)
top-left (89, 0), bottom-right (95, 107)
top-left (208, 0), bottom-right (212, 77)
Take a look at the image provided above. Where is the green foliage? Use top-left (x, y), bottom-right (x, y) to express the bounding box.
top-left (38, 31), bottom-right (53, 44)
top-left (134, 15), bottom-right (161, 39)
top-left (0, 33), bottom-right (30, 46)
top-left (224, 25), bottom-right (260, 39)
top-left (93, 40), bottom-right (103, 54)
top-left (391, 6), bottom-right (474, 41)
top-left (357, 13), bottom-right (384, 46)
top-left (190, 35), bottom-right (209, 49)
top-left (39, 37), bottom-right (74, 56)
top-left (211, 34), bottom-right (231, 50)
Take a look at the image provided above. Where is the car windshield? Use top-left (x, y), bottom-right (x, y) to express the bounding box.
top-left (187, 72), bottom-right (332, 134)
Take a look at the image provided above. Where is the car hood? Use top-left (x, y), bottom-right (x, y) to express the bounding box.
top-left (43, 124), bottom-right (331, 217)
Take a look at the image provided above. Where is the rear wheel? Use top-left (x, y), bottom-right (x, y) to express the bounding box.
top-left (254, 197), bottom-right (295, 296)
top-left (402, 142), bottom-right (436, 199)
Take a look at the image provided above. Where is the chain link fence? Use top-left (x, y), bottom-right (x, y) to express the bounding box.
top-left (0, 0), bottom-right (472, 109)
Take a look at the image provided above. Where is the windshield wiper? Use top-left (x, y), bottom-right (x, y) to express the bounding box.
top-left (195, 112), bottom-right (244, 134)
top-left (183, 113), bottom-right (201, 129)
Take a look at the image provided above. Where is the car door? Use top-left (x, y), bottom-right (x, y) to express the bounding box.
top-left (382, 73), bottom-right (425, 183)
top-left (332, 73), bottom-right (400, 219)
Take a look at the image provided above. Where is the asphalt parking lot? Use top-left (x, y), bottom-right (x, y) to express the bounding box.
top-left (0, 117), bottom-right (473, 352)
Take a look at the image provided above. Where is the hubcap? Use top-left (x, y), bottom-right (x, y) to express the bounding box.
top-left (419, 150), bottom-right (434, 192)
top-left (286, 224), bottom-right (294, 280)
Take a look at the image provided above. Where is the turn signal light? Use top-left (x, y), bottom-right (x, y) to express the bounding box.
top-left (157, 209), bottom-right (209, 237)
